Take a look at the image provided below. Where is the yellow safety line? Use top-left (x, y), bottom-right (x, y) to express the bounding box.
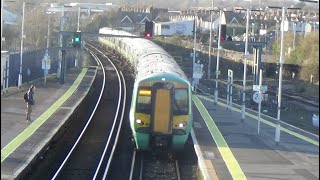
top-left (1, 68), bottom-right (88, 162)
top-left (197, 95), bottom-right (319, 146)
top-left (193, 95), bottom-right (247, 180)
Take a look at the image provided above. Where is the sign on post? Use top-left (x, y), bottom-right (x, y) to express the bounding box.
top-left (42, 52), bottom-right (51, 86)
top-left (253, 85), bottom-right (268, 93)
top-left (42, 55), bottom-right (51, 70)
top-left (253, 91), bottom-right (263, 103)
top-left (226, 69), bottom-right (233, 111)
top-left (192, 62), bottom-right (203, 91)
top-left (193, 62), bottom-right (203, 79)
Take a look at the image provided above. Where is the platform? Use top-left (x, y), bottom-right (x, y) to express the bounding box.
top-left (192, 94), bottom-right (319, 180)
top-left (1, 68), bottom-right (96, 179)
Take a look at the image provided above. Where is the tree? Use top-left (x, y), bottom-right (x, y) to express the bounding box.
top-left (271, 30), bottom-right (319, 82)
top-left (81, 10), bottom-right (119, 33)
top-left (23, 6), bottom-right (49, 50)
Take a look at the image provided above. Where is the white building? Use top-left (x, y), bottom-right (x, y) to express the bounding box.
top-left (169, 11), bottom-right (227, 33)
top-left (154, 20), bottom-right (194, 36)
top-left (3, 9), bottom-right (18, 25)
top-left (283, 20), bottom-right (319, 32)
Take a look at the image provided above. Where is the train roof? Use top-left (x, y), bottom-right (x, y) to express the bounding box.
top-left (99, 27), bottom-right (189, 83)
top-left (99, 27), bottom-right (137, 37)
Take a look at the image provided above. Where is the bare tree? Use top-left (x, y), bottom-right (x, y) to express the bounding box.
top-left (23, 6), bottom-right (48, 50)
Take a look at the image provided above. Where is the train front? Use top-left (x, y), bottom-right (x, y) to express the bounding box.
top-left (130, 72), bottom-right (192, 152)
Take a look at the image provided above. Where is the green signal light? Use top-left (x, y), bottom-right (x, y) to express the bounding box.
top-left (74, 37), bottom-right (80, 43)
top-left (73, 32), bottom-right (81, 48)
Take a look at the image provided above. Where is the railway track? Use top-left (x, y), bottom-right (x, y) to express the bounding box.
top-left (276, 89), bottom-right (319, 107)
top-left (51, 43), bottom-right (127, 179)
top-left (130, 151), bottom-right (181, 180)
top-left (22, 39), bottom-right (198, 180)
top-left (21, 42), bottom-right (128, 180)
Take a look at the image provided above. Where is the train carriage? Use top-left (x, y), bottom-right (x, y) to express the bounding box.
top-left (99, 27), bottom-right (192, 151)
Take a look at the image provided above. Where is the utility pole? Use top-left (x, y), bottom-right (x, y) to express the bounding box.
top-left (18, 2), bottom-right (26, 89)
top-left (275, 7), bottom-right (285, 145)
top-left (1, 0), bottom-right (4, 49)
top-left (207, 0), bottom-right (214, 79)
top-left (43, 12), bottom-right (52, 86)
top-left (46, 14), bottom-right (51, 49)
top-left (241, 9), bottom-right (250, 122)
top-left (77, 6), bottom-right (80, 31)
top-left (293, 22), bottom-right (296, 49)
top-left (58, 8), bottom-right (65, 80)
top-left (214, 10), bottom-right (222, 104)
top-left (268, 5), bottom-right (301, 145)
top-left (192, 12), bottom-right (197, 90)
top-left (75, 6), bottom-right (81, 68)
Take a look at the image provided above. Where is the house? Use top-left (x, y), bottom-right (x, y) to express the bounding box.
top-left (119, 11), bottom-right (152, 31)
top-left (3, 9), bottom-right (18, 25)
top-left (118, 5), bottom-right (169, 31)
top-left (154, 20), bottom-right (194, 35)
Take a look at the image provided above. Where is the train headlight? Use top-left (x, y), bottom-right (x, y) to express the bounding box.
top-left (178, 121), bottom-right (187, 128)
top-left (136, 119), bottom-right (144, 125)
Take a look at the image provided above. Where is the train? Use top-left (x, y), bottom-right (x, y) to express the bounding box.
top-left (98, 27), bottom-right (192, 151)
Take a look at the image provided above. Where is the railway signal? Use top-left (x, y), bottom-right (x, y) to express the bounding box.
top-left (73, 32), bottom-right (82, 48)
top-left (145, 32), bottom-right (151, 38)
top-left (220, 24), bottom-right (226, 41)
top-left (144, 21), bottom-right (153, 38)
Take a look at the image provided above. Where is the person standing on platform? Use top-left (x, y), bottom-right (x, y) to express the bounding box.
top-left (26, 85), bottom-right (35, 122)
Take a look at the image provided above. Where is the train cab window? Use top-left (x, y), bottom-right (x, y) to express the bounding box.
top-left (136, 89), bottom-right (151, 114)
top-left (173, 89), bottom-right (188, 115)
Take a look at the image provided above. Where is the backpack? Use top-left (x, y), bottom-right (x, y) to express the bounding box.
top-left (24, 92), bottom-right (29, 102)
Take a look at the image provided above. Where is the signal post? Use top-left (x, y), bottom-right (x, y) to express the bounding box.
top-left (59, 31), bottom-right (82, 84)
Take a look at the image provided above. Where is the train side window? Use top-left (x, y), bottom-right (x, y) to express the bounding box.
top-left (136, 89), bottom-right (151, 114)
top-left (173, 89), bottom-right (188, 115)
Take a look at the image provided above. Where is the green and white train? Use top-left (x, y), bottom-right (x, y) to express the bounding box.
top-left (99, 27), bottom-right (192, 151)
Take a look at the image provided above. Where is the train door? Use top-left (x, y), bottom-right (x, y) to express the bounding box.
top-left (151, 82), bottom-right (174, 135)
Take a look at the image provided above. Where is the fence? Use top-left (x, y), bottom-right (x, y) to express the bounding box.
top-left (7, 47), bottom-right (76, 87)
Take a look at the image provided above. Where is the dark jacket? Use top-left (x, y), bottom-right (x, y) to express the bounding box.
top-left (27, 90), bottom-right (34, 105)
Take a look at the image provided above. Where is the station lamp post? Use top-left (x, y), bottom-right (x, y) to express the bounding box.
top-left (18, 2), bottom-right (36, 89)
top-left (43, 10), bottom-right (54, 86)
top-left (1, 0), bottom-right (4, 49)
top-left (207, 0), bottom-right (214, 79)
top-left (212, 9), bottom-right (231, 104)
top-left (192, 10), bottom-right (198, 90)
top-left (18, 2), bottom-right (26, 89)
top-left (268, 6), bottom-right (300, 144)
top-left (242, 9), bottom-right (250, 121)
top-left (292, 22), bottom-right (296, 49)
top-left (235, 8), bottom-right (261, 121)
top-left (45, 11), bottom-right (53, 49)
top-left (213, 9), bottom-right (222, 104)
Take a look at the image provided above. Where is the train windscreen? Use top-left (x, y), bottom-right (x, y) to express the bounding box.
top-left (136, 88), bottom-right (152, 114)
top-left (173, 89), bottom-right (188, 115)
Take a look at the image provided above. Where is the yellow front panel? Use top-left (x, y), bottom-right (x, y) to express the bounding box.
top-left (173, 115), bottom-right (188, 129)
top-left (153, 89), bottom-right (171, 134)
